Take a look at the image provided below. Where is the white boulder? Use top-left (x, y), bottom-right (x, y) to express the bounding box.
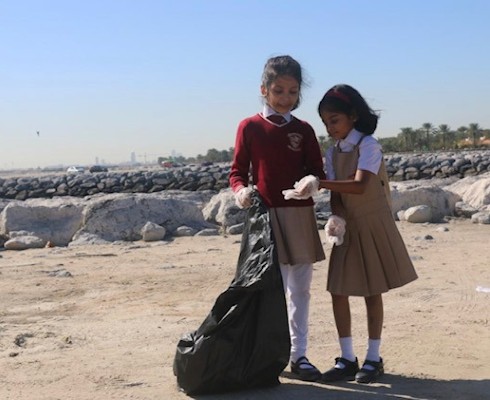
top-left (141, 221), bottom-right (166, 241)
top-left (403, 205), bottom-right (432, 223)
top-left (445, 172), bottom-right (490, 209)
top-left (4, 235), bottom-right (46, 250)
top-left (390, 181), bottom-right (460, 222)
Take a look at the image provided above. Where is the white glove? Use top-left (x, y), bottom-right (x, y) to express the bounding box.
top-left (324, 215), bottom-right (346, 246)
top-left (234, 186), bottom-right (253, 209)
top-left (282, 175), bottom-right (319, 200)
top-left (282, 188), bottom-right (308, 200)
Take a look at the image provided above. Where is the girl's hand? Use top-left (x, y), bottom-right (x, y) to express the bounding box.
top-left (325, 215), bottom-right (346, 246)
top-left (294, 175), bottom-right (319, 197)
top-left (234, 186), bottom-right (252, 209)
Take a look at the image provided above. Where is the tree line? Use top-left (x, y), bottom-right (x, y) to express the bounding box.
top-left (160, 122), bottom-right (489, 165)
top-left (319, 122), bottom-right (489, 155)
top-left (374, 123), bottom-right (488, 153)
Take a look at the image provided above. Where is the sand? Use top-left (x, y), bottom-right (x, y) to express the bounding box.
top-left (0, 218), bottom-right (489, 400)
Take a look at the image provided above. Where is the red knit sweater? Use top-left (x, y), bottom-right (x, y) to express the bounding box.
top-left (229, 113), bottom-right (326, 208)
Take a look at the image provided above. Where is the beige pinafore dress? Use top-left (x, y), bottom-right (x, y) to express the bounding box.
top-left (327, 139), bottom-right (418, 296)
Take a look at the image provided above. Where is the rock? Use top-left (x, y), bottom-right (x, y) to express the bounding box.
top-left (471, 211), bottom-right (490, 224)
top-left (0, 197), bottom-right (84, 246)
top-left (47, 269), bottom-right (73, 278)
top-left (414, 234), bottom-right (434, 241)
top-left (445, 172), bottom-right (490, 209)
top-left (454, 201), bottom-right (479, 218)
top-left (174, 226), bottom-right (198, 237)
top-left (195, 228), bottom-right (220, 236)
top-left (397, 210), bottom-right (406, 221)
top-left (202, 189), bottom-right (246, 227)
top-left (141, 221), bottom-right (166, 241)
top-left (390, 182), bottom-right (459, 222)
top-left (227, 223), bottom-right (244, 235)
top-left (404, 205), bottom-right (432, 223)
top-left (73, 192), bottom-right (213, 242)
top-left (4, 235), bottom-right (46, 250)
top-left (69, 233), bottom-right (112, 246)
top-left (1, 169), bottom-right (489, 247)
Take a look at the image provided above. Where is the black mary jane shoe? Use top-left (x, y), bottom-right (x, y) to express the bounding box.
top-left (355, 358), bottom-right (384, 384)
top-left (319, 357), bottom-right (359, 382)
top-left (290, 356), bottom-right (322, 382)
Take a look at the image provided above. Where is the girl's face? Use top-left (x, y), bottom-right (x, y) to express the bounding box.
top-left (320, 109), bottom-right (357, 141)
top-left (261, 75), bottom-right (300, 114)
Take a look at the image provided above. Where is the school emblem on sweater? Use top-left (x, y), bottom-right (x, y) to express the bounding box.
top-left (287, 133), bottom-right (303, 151)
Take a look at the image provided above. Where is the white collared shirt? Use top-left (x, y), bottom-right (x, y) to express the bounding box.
top-left (262, 104), bottom-right (292, 123)
top-left (324, 129), bottom-right (382, 180)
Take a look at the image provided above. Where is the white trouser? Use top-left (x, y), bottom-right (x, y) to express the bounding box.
top-left (280, 263), bottom-right (313, 363)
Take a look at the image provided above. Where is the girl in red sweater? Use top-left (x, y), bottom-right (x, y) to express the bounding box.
top-left (229, 55), bottom-right (325, 381)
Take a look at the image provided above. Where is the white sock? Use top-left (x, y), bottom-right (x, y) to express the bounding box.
top-left (364, 338), bottom-right (381, 370)
top-left (335, 336), bottom-right (356, 368)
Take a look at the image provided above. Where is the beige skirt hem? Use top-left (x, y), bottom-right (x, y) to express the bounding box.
top-left (269, 206), bottom-right (325, 265)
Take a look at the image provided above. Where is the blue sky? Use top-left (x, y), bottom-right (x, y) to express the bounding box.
top-left (1, 0), bottom-right (489, 169)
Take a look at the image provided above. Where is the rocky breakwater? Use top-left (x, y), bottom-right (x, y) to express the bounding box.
top-left (0, 164), bottom-right (231, 201)
top-left (0, 150), bottom-right (489, 250)
top-left (0, 171), bottom-right (489, 250)
top-left (1, 150), bottom-right (489, 201)
top-left (385, 149), bottom-right (490, 181)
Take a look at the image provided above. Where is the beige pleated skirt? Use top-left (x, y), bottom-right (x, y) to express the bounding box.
top-left (269, 206), bottom-right (325, 265)
top-left (327, 201), bottom-right (418, 297)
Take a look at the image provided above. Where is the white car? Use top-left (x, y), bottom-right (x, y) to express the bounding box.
top-left (66, 166), bottom-right (85, 174)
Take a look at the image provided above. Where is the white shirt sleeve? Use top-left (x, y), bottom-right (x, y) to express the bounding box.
top-left (358, 136), bottom-right (382, 174)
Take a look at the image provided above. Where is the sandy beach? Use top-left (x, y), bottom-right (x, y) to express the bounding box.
top-left (0, 218), bottom-right (489, 400)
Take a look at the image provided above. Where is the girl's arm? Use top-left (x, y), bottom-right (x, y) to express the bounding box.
top-left (320, 169), bottom-right (374, 195)
top-left (229, 121), bottom-right (251, 192)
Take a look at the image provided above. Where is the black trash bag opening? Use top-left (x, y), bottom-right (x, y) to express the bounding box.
top-left (173, 193), bottom-right (290, 395)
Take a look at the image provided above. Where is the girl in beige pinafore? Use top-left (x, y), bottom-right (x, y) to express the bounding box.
top-left (328, 140), bottom-right (417, 296)
top-left (315, 84), bottom-right (417, 385)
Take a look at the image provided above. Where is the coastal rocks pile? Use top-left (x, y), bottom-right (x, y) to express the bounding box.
top-left (385, 149), bottom-right (489, 181)
top-left (0, 164), bottom-right (230, 201)
top-left (0, 150), bottom-right (489, 201)
top-left (0, 152), bottom-right (489, 250)
top-left (0, 191), bottom-right (218, 250)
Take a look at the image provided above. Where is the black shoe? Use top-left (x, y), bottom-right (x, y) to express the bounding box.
top-left (319, 357), bottom-right (359, 382)
top-left (355, 358), bottom-right (384, 383)
top-left (290, 356), bottom-right (321, 382)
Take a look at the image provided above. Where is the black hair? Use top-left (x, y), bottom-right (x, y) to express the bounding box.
top-left (318, 84), bottom-right (379, 135)
top-left (261, 55), bottom-right (303, 110)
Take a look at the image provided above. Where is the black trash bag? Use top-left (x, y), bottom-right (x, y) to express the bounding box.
top-left (173, 194), bottom-right (290, 395)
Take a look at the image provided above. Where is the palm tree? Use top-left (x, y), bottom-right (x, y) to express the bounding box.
top-left (421, 122), bottom-right (434, 150)
top-left (438, 124), bottom-right (451, 149)
top-left (468, 123), bottom-right (480, 147)
top-left (399, 127), bottom-right (413, 151)
top-left (455, 126), bottom-right (468, 147)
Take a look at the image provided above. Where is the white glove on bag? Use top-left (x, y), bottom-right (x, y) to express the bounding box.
top-left (282, 175), bottom-right (319, 200)
top-left (235, 186), bottom-right (253, 209)
top-left (325, 215), bottom-right (346, 246)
